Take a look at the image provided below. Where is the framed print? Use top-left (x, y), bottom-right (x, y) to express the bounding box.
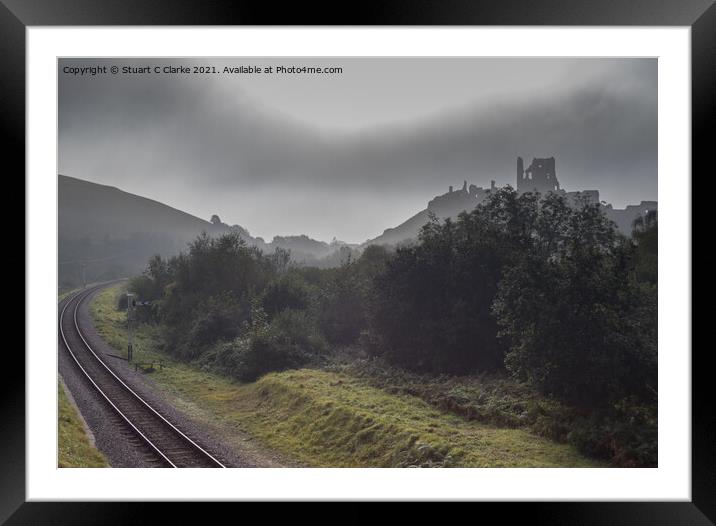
top-left (6, 0), bottom-right (711, 522)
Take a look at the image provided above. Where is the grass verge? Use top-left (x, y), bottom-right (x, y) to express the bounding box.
top-left (58, 381), bottom-right (108, 468)
top-left (324, 356), bottom-right (579, 442)
top-left (90, 284), bottom-right (599, 467)
top-left (223, 369), bottom-right (598, 467)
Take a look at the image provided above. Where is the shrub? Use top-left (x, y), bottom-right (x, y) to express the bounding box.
top-left (178, 293), bottom-right (246, 359)
top-left (269, 309), bottom-right (327, 355)
top-left (128, 275), bottom-right (155, 303)
top-left (117, 292), bottom-right (128, 311)
top-left (567, 398), bottom-right (657, 467)
top-left (317, 263), bottom-right (368, 345)
top-left (632, 211), bottom-right (657, 285)
top-left (150, 232), bottom-right (275, 359)
top-left (206, 308), bottom-right (327, 382)
top-left (261, 273), bottom-right (311, 317)
top-left (494, 229), bottom-right (657, 409)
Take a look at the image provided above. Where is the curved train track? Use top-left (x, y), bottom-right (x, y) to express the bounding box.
top-left (59, 284), bottom-right (226, 468)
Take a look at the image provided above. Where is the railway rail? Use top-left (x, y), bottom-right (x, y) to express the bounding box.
top-left (59, 284), bottom-right (226, 468)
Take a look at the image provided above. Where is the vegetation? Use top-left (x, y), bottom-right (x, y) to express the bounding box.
top-left (116, 187), bottom-right (657, 467)
top-left (126, 232), bottom-right (388, 379)
top-left (58, 382), bottom-right (108, 468)
top-left (91, 286), bottom-right (597, 466)
top-left (492, 196), bottom-right (656, 409)
top-left (326, 356), bottom-right (653, 467)
top-left (199, 305), bottom-right (327, 382)
top-left (326, 356), bottom-right (576, 435)
top-left (219, 369), bottom-right (597, 467)
top-left (366, 189), bottom-right (657, 466)
top-left (90, 284), bottom-right (165, 366)
top-left (631, 210), bottom-right (658, 285)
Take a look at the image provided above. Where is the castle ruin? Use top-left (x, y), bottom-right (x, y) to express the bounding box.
top-left (516, 156), bottom-right (601, 206)
top-left (430, 156), bottom-right (656, 235)
top-left (517, 156), bottom-right (560, 194)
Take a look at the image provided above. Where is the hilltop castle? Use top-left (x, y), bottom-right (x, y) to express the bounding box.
top-left (429, 156), bottom-right (656, 234)
top-left (516, 156), bottom-right (601, 206)
top-left (517, 156), bottom-right (559, 193)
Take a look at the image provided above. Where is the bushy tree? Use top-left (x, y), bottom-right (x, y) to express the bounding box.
top-left (155, 232), bottom-right (273, 356)
top-left (261, 273), bottom-right (311, 317)
top-left (205, 304), bottom-right (325, 382)
top-left (314, 245), bottom-right (391, 346)
top-left (368, 188), bottom-right (539, 373)
top-left (268, 247), bottom-right (292, 275)
top-left (317, 260), bottom-right (368, 345)
top-left (492, 196), bottom-right (657, 409)
top-left (139, 231), bottom-right (334, 374)
top-left (368, 186), bottom-right (657, 405)
top-left (631, 211), bottom-right (658, 285)
top-left (181, 293), bottom-right (246, 359)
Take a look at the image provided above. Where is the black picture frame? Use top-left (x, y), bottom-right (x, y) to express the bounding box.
top-left (6, 0), bottom-right (710, 522)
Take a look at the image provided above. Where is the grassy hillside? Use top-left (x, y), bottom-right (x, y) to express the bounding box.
top-left (58, 175), bottom-right (343, 287)
top-left (58, 174), bottom-right (235, 289)
top-left (59, 174), bottom-right (218, 242)
top-left (90, 284), bottom-right (599, 467)
top-left (58, 382), bottom-right (108, 468)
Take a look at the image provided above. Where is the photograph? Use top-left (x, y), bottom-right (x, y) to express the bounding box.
top-left (57, 56), bottom-right (659, 470)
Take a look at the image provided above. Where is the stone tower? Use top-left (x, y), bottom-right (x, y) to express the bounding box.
top-left (517, 156), bottom-right (524, 185)
top-left (516, 156), bottom-right (560, 194)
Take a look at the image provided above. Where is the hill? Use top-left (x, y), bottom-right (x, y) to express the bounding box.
top-left (58, 175), bottom-right (346, 287)
top-left (366, 181), bottom-right (657, 247)
top-left (59, 175), bottom-right (224, 242)
top-left (366, 183), bottom-right (484, 247)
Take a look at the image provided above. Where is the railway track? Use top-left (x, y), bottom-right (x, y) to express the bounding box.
top-left (59, 284), bottom-right (226, 468)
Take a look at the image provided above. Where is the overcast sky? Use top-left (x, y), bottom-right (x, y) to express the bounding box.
top-left (58, 57), bottom-right (657, 244)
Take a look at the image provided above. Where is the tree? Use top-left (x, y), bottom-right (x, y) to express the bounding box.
top-left (367, 185), bottom-right (656, 404)
top-left (317, 259), bottom-right (367, 345)
top-left (493, 198), bottom-right (656, 408)
top-left (261, 273), bottom-right (311, 317)
top-left (367, 187), bottom-right (538, 373)
top-left (631, 211), bottom-right (657, 285)
top-left (269, 247), bottom-right (292, 275)
top-left (157, 231), bottom-right (273, 357)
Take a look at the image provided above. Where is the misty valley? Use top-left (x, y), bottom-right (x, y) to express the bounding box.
top-left (56, 57), bottom-right (658, 470)
top-left (58, 165), bottom-right (657, 468)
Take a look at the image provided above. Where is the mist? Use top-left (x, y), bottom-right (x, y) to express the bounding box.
top-left (59, 57), bottom-right (657, 243)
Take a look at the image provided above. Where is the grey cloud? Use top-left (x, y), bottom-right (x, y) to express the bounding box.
top-left (59, 58), bottom-right (656, 243)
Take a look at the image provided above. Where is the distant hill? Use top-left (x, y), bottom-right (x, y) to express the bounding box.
top-left (58, 175), bottom-right (346, 288)
top-left (366, 183), bottom-right (482, 247)
top-left (59, 175), bottom-right (223, 242)
top-left (59, 175), bottom-right (230, 288)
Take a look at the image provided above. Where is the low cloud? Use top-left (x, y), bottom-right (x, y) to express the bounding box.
top-left (59, 58), bottom-right (656, 243)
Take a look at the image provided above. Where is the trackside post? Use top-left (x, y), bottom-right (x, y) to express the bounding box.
top-left (126, 292), bottom-right (135, 362)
